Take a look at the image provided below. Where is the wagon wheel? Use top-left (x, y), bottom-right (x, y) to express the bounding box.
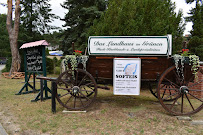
top-left (149, 81), bottom-right (178, 102)
top-left (157, 65), bottom-right (203, 115)
top-left (56, 68), bottom-right (97, 111)
top-left (149, 81), bottom-right (158, 98)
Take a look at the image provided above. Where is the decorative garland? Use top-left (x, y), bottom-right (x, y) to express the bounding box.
top-left (80, 56), bottom-right (89, 70)
top-left (189, 55), bottom-right (200, 80)
top-left (172, 54), bottom-right (200, 80)
top-left (64, 55), bottom-right (89, 77)
top-left (172, 54), bottom-right (185, 78)
top-left (64, 55), bottom-right (89, 71)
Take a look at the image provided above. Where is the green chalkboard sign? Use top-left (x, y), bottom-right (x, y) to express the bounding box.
top-left (17, 40), bottom-right (51, 102)
top-left (26, 46), bottom-right (43, 72)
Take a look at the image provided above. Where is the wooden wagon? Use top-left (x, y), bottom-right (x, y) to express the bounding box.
top-left (52, 36), bottom-right (203, 116)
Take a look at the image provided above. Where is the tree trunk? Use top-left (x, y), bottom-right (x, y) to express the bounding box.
top-left (9, 37), bottom-right (21, 74)
top-left (6, 0), bottom-right (21, 74)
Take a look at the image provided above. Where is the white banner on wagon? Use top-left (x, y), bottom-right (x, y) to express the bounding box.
top-left (113, 58), bottom-right (141, 95)
top-left (88, 35), bottom-right (171, 56)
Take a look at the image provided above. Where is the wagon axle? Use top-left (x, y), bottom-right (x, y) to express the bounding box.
top-left (72, 86), bottom-right (80, 94)
top-left (179, 86), bottom-right (189, 94)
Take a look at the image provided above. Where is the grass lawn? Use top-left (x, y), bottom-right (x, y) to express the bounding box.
top-left (0, 74), bottom-right (202, 135)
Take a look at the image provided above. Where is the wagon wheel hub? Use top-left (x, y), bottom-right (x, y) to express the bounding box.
top-left (179, 86), bottom-right (188, 94)
top-left (72, 86), bottom-right (80, 94)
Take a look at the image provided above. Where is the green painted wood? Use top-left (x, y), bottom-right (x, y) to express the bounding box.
top-left (17, 46), bottom-right (52, 101)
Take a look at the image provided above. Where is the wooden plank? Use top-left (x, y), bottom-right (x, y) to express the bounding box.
top-left (87, 56), bottom-right (173, 80)
top-left (62, 110), bottom-right (87, 113)
top-left (96, 56), bottom-right (158, 60)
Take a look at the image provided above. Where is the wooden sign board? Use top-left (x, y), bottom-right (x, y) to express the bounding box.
top-left (88, 35), bottom-right (172, 56)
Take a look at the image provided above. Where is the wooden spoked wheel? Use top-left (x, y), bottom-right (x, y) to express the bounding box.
top-left (149, 81), bottom-right (179, 102)
top-left (149, 81), bottom-right (158, 98)
top-left (157, 65), bottom-right (203, 115)
top-left (56, 69), bottom-right (97, 110)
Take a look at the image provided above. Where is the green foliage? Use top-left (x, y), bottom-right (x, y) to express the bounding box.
top-left (18, 26), bottom-right (44, 46)
top-left (3, 56), bottom-right (58, 74)
top-left (21, 0), bottom-right (58, 35)
top-left (186, 0), bottom-right (202, 4)
top-left (18, 0), bottom-right (59, 47)
top-left (53, 57), bottom-right (58, 63)
top-left (185, 1), bottom-right (203, 59)
top-left (54, 67), bottom-right (61, 75)
top-left (188, 36), bottom-right (203, 52)
top-left (89, 0), bottom-right (185, 53)
top-left (2, 57), bottom-right (12, 72)
top-left (1, 1), bottom-right (60, 72)
top-left (52, 57), bottom-right (62, 75)
top-left (45, 48), bottom-right (49, 56)
top-left (0, 14), bottom-right (11, 57)
top-left (46, 57), bottom-right (54, 74)
top-left (186, 2), bottom-right (203, 37)
top-left (181, 51), bottom-right (190, 56)
top-left (0, 14), bottom-right (11, 71)
top-left (61, 0), bottom-right (106, 54)
top-left (17, 0), bottom-right (59, 73)
top-left (57, 59), bottom-right (62, 67)
top-left (195, 45), bottom-right (203, 60)
top-left (43, 30), bottom-right (64, 51)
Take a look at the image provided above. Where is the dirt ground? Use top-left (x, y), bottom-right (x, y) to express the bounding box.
top-left (0, 76), bottom-right (202, 135)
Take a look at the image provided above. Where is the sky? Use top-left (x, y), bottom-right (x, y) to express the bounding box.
top-left (0, 0), bottom-right (196, 35)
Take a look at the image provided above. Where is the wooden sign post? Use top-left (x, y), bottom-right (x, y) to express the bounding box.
top-left (16, 40), bottom-right (51, 101)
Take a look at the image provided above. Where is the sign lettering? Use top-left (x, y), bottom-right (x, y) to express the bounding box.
top-left (26, 47), bottom-right (43, 72)
top-left (113, 58), bottom-right (141, 95)
top-left (88, 36), bottom-right (172, 56)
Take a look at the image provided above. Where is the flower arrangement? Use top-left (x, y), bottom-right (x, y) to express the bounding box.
top-left (189, 54), bottom-right (200, 79)
top-left (172, 51), bottom-right (200, 80)
top-left (65, 55), bottom-right (78, 71)
top-left (64, 50), bottom-right (89, 76)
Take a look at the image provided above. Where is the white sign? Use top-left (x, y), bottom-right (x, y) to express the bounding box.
top-left (113, 58), bottom-right (141, 95)
top-left (88, 36), bottom-right (171, 56)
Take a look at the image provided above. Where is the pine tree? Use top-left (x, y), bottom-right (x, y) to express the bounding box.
top-left (89, 0), bottom-right (185, 53)
top-left (20, 0), bottom-right (58, 42)
top-left (186, 0), bottom-right (202, 4)
top-left (185, 0), bottom-right (203, 60)
top-left (186, 1), bottom-right (203, 37)
top-left (61, 0), bottom-right (106, 54)
top-left (44, 30), bottom-right (64, 50)
top-left (0, 14), bottom-right (10, 57)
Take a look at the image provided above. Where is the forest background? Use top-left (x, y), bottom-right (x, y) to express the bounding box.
top-left (0, 0), bottom-right (202, 73)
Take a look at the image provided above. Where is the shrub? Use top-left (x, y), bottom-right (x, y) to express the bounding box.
top-left (195, 45), bottom-right (203, 61)
top-left (2, 57), bottom-right (11, 72)
top-left (46, 57), bottom-right (54, 74)
top-left (54, 67), bottom-right (61, 75)
top-left (2, 56), bottom-right (55, 75)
